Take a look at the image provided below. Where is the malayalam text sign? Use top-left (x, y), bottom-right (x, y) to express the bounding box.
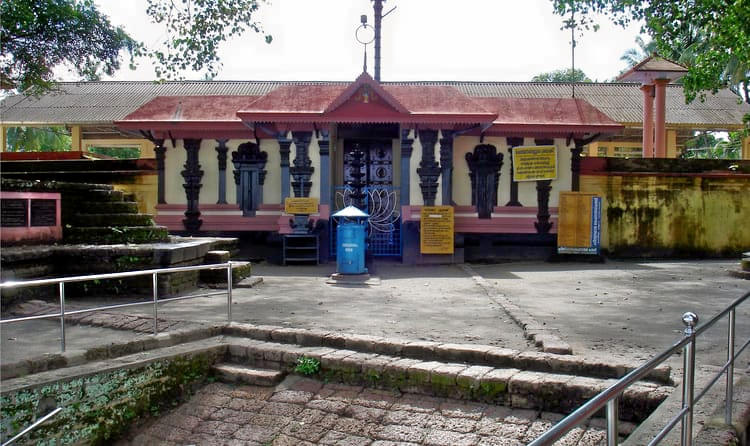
top-left (284, 197), bottom-right (318, 214)
top-left (420, 206), bottom-right (454, 254)
top-left (512, 145), bottom-right (557, 182)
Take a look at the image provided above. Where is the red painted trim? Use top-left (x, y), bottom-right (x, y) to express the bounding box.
top-left (1, 151), bottom-right (84, 161)
top-left (325, 72), bottom-right (409, 114)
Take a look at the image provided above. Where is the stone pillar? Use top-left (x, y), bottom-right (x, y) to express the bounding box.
top-left (291, 131), bottom-right (314, 197)
top-left (70, 125), bottom-right (82, 151)
top-left (666, 130), bottom-right (678, 158)
top-left (534, 138), bottom-right (554, 234)
top-left (654, 79), bottom-right (669, 158)
top-left (318, 130), bottom-right (330, 206)
top-left (641, 84), bottom-right (655, 158)
top-left (505, 137), bottom-right (524, 206)
top-left (215, 139), bottom-right (229, 204)
top-left (400, 129), bottom-right (414, 205)
top-left (743, 135), bottom-right (750, 160)
top-left (416, 129), bottom-right (440, 206)
top-left (277, 134), bottom-right (292, 201)
top-left (181, 139), bottom-right (203, 232)
top-left (154, 140), bottom-right (167, 204)
top-left (439, 130), bottom-right (454, 206)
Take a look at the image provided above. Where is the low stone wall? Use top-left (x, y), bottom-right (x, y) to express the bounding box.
top-left (0, 347), bottom-right (222, 445)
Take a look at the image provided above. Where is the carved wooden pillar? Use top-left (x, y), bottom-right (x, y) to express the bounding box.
top-left (291, 131), bottom-right (314, 197)
top-left (400, 129), bottom-right (414, 206)
top-left (154, 139), bottom-right (166, 204)
top-left (465, 144), bottom-right (503, 219)
top-left (181, 139), bottom-right (203, 232)
top-left (534, 138), bottom-right (554, 234)
top-left (318, 130), bottom-right (330, 206)
top-left (416, 129), bottom-right (440, 206)
top-left (505, 136), bottom-right (524, 206)
top-left (277, 134), bottom-right (292, 201)
top-left (439, 130), bottom-right (454, 206)
top-left (215, 139), bottom-right (229, 204)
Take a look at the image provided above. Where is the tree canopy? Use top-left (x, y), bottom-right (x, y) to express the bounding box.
top-left (550, 0), bottom-right (750, 109)
top-left (0, 0), bottom-right (138, 93)
top-left (0, 0), bottom-right (271, 93)
top-left (531, 68), bottom-right (592, 82)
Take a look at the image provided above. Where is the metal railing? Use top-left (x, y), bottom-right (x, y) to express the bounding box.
top-left (0, 262), bottom-right (241, 353)
top-left (530, 290), bottom-right (750, 446)
top-left (1, 408), bottom-right (62, 446)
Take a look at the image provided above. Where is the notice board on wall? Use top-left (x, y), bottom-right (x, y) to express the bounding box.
top-left (420, 206), bottom-right (454, 254)
top-left (557, 192), bottom-right (601, 254)
top-left (284, 197), bottom-right (318, 214)
top-left (512, 145), bottom-right (557, 181)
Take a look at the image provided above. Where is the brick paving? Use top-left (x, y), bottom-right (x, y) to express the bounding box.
top-left (117, 380), bottom-right (609, 446)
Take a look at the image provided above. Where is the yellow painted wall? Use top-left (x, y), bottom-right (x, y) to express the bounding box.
top-left (113, 175), bottom-right (158, 216)
top-left (581, 174), bottom-right (750, 255)
top-left (743, 136), bottom-right (750, 160)
top-left (164, 140), bottom-right (186, 204)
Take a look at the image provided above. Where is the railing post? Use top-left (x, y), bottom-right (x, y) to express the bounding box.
top-left (607, 397), bottom-right (619, 446)
top-left (227, 261), bottom-right (233, 323)
top-left (726, 308), bottom-right (735, 425)
top-left (681, 312), bottom-right (698, 446)
top-left (59, 282), bottom-right (66, 353)
top-left (152, 272), bottom-right (159, 335)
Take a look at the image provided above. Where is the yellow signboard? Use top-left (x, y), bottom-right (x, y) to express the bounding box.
top-left (420, 206), bottom-right (454, 254)
top-left (512, 145), bottom-right (557, 181)
top-left (557, 192), bottom-right (602, 254)
top-left (284, 197), bottom-right (318, 214)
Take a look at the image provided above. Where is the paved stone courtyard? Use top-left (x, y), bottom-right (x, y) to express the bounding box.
top-left (117, 379), bottom-right (615, 446)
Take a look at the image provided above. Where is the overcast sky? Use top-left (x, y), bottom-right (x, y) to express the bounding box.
top-left (90, 0), bottom-right (645, 83)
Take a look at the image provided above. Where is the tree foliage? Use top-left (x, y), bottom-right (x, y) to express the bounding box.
top-left (0, 0), bottom-right (271, 93)
top-left (531, 68), bottom-right (592, 82)
top-left (0, 0), bottom-right (138, 93)
top-left (145, 0), bottom-right (271, 80)
top-left (6, 127), bottom-right (72, 151)
top-left (551, 0), bottom-right (750, 107)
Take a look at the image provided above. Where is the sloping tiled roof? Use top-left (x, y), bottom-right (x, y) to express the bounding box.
top-left (2, 80), bottom-right (748, 128)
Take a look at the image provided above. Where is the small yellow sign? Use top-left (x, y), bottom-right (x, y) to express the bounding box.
top-left (420, 206), bottom-right (454, 254)
top-left (284, 197), bottom-right (318, 214)
top-left (512, 145), bottom-right (557, 181)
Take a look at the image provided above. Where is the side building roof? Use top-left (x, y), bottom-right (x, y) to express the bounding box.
top-left (1, 80), bottom-right (748, 130)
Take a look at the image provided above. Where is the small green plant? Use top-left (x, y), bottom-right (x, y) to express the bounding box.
top-left (294, 356), bottom-right (320, 376)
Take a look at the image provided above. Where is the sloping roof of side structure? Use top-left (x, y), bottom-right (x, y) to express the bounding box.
top-left (2, 80), bottom-right (748, 129)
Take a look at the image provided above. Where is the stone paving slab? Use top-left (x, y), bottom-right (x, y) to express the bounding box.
top-left (115, 379), bottom-right (619, 446)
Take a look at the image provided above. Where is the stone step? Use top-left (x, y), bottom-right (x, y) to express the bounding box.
top-left (78, 201), bottom-right (140, 214)
top-left (223, 323), bottom-right (672, 385)
top-left (212, 363), bottom-right (285, 386)
top-left (223, 337), bottom-right (672, 423)
top-left (200, 261), bottom-right (252, 284)
top-left (70, 213), bottom-right (154, 227)
top-left (63, 188), bottom-right (125, 202)
top-left (64, 225), bottom-right (169, 244)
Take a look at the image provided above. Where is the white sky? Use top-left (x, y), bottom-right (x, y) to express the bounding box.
top-left (88, 0), bottom-right (646, 83)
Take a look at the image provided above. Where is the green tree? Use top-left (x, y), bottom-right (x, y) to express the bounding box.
top-left (550, 0), bottom-right (750, 109)
top-left (531, 68), bottom-right (592, 82)
top-left (682, 131), bottom-right (742, 159)
top-left (0, 0), bottom-right (271, 93)
top-left (6, 127), bottom-right (72, 151)
top-left (0, 0), bottom-right (138, 93)
top-left (620, 36), bottom-right (656, 68)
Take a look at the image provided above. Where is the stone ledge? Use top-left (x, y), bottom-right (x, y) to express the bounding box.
top-left (223, 323), bottom-right (671, 385)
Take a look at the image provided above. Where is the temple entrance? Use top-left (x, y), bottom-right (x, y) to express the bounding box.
top-left (333, 137), bottom-right (401, 257)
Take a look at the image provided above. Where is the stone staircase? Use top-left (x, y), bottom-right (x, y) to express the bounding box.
top-left (61, 185), bottom-right (168, 244)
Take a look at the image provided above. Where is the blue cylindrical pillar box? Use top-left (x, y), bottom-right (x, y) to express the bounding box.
top-left (332, 206), bottom-right (369, 275)
top-left (337, 222), bottom-right (366, 274)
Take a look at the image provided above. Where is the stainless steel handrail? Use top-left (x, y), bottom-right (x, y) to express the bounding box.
top-left (1, 407), bottom-right (62, 446)
top-left (530, 290), bottom-right (750, 446)
top-left (0, 262), bottom-right (242, 352)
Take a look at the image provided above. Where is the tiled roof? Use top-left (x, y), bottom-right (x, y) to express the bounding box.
top-left (2, 79), bottom-right (748, 128)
